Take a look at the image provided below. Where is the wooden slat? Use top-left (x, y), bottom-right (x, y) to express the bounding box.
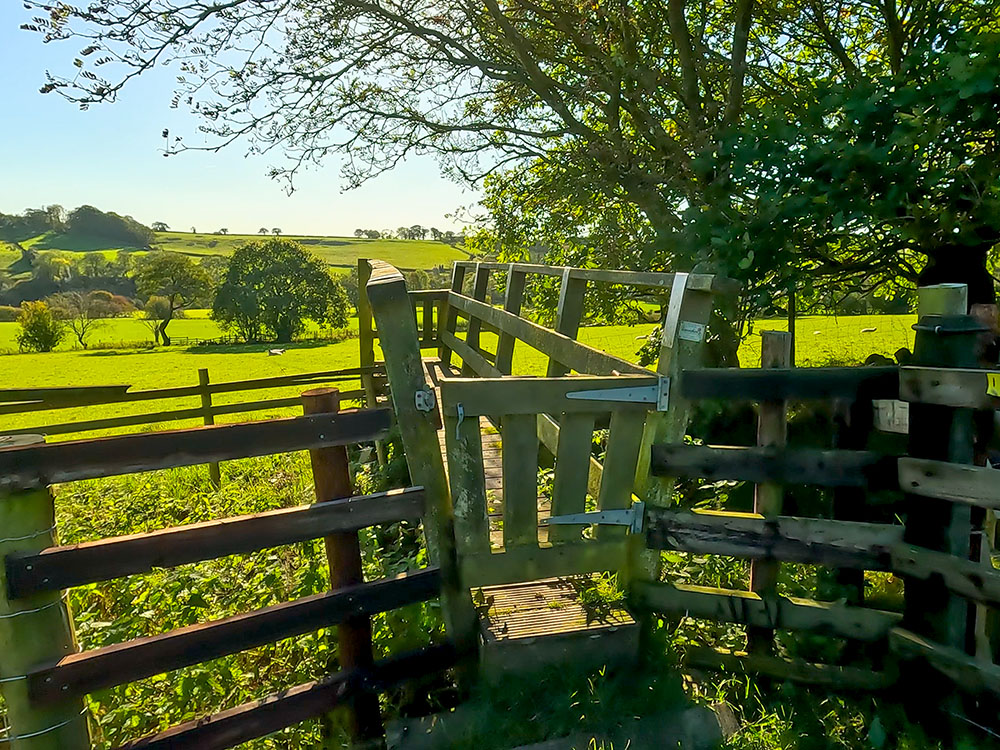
top-left (650, 444), bottom-right (896, 488)
top-left (547, 267), bottom-right (587, 377)
top-left (28, 569), bottom-right (441, 704)
top-left (118, 643), bottom-right (458, 750)
top-left (0, 369), bottom-right (381, 416)
top-left (685, 647), bottom-right (895, 690)
top-left (450, 262), bottom-right (724, 292)
top-left (890, 542), bottom-right (1000, 608)
top-left (407, 289), bottom-right (449, 302)
top-left (632, 581), bottom-right (899, 642)
top-left (678, 367), bottom-right (899, 402)
top-left (644, 508), bottom-right (902, 570)
top-left (898, 457), bottom-right (1000, 509)
top-left (549, 413), bottom-right (596, 544)
top-left (0, 409), bottom-right (393, 491)
top-left (501, 414), bottom-right (539, 549)
top-left (596, 410), bottom-right (646, 541)
top-left (6, 488), bottom-right (425, 598)
top-left (462, 264), bottom-right (491, 378)
top-left (447, 292), bottom-right (649, 376)
top-left (439, 331), bottom-right (503, 378)
top-left (538, 413), bottom-right (604, 501)
top-left (444, 413), bottom-right (491, 557)
top-left (461, 542), bottom-right (626, 588)
top-left (889, 627), bottom-right (1000, 697)
top-left (2, 390), bottom-right (370, 437)
top-left (495, 266), bottom-right (526, 375)
top-left (440, 375), bottom-right (659, 417)
top-left (899, 366), bottom-right (1000, 409)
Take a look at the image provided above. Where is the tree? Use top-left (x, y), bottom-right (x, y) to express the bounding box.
top-left (140, 295), bottom-right (172, 345)
top-left (430, 227), bottom-right (442, 241)
top-left (199, 255), bottom-right (230, 287)
top-left (213, 238), bottom-right (348, 342)
top-left (409, 225), bottom-right (426, 240)
top-left (28, 0), bottom-right (1000, 342)
top-left (151, 221), bottom-right (169, 232)
top-left (133, 252), bottom-right (212, 345)
top-left (16, 301), bottom-right (65, 352)
top-left (258, 227), bottom-right (268, 234)
top-left (47, 291), bottom-right (111, 349)
top-left (218, 228), bottom-right (229, 235)
top-left (190, 227), bottom-right (197, 234)
top-left (271, 227), bottom-right (282, 236)
top-left (32, 252), bottom-right (73, 282)
top-left (66, 205), bottom-right (155, 248)
top-left (354, 228), bottom-right (365, 238)
top-left (78, 252), bottom-right (111, 278)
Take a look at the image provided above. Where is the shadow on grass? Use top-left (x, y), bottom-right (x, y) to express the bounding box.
top-left (182, 340), bottom-right (347, 355)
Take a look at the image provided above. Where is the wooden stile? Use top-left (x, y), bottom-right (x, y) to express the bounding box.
top-left (444, 413), bottom-right (491, 557)
top-left (495, 265), bottom-right (527, 375)
top-left (462, 264), bottom-right (491, 377)
top-left (546, 267), bottom-right (587, 377)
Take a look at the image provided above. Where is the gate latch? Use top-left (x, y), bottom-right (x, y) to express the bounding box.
top-left (541, 501), bottom-right (645, 534)
top-left (565, 377), bottom-right (670, 412)
top-left (414, 386), bottom-right (437, 413)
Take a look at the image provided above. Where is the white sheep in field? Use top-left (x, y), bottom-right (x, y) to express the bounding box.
top-left (268, 348), bottom-right (286, 356)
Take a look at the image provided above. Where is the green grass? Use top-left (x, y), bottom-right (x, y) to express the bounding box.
top-left (154, 231), bottom-right (469, 270)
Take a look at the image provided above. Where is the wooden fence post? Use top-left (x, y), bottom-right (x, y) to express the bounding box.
top-left (301, 389), bottom-right (384, 747)
top-left (495, 264), bottom-right (527, 376)
top-left (901, 283), bottom-right (981, 729)
top-left (439, 264), bottom-right (468, 367)
top-left (546, 268), bottom-right (587, 377)
top-left (461, 264), bottom-right (491, 377)
top-left (198, 368), bottom-right (222, 488)
top-left (747, 330), bottom-right (792, 654)
top-left (0, 435), bottom-right (90, 750)
top-left (358, 258), bottom-right (386, 467)
top-left (366, 262), bottom-right (479, 668)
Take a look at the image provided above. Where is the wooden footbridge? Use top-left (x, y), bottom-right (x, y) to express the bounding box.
top-left (1, 261), bottom-right (999, 748)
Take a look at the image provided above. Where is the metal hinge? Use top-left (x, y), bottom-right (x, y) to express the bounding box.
top-left (541, 501), bottom-right (645, 534)
top-left (414, 386), bottom-right (437, 413)
top-left (565, 377), bottom-right (670, 412)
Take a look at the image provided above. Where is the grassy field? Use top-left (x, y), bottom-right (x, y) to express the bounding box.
top-left (0, 311), bottom-right (969, 750)
top-left (8, 231), bottom-right (469, 273)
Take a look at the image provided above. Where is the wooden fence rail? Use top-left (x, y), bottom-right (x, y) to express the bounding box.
top-left (0, 392), bottom-right (446, 750)
top-left (0, 365), bottom-right (385, 439)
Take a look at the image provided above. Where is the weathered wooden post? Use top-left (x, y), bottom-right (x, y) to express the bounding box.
top-left (546, 267), bottom-right (587, 377)
top-left (365, 261), bottom-right (479, 667)
top-left (357, 258), bottom-right (386, 467)
top-left (439, 263), bottom-right (468, 367)
top-left (747, 330), bottom-right (792, 654)
top-left (461, 264), bottom-right (490, 377)
top-left (901, 283), bottom-right (981, 728)
top-left (198, 367), bottom-right (223, 487)
top-left (301, 389), bottom-right (384, 747)
top-left (495, 264), bottom-right (527, 376)
top-left (0, 435), bottom-right (90, 750)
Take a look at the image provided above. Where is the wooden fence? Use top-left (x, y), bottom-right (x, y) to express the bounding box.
top-left (641, 285), bottom-right (1000, 716)
top-left (0, 394), bottom-right (457, 749)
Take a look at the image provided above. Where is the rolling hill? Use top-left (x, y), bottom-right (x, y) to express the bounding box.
top-left (5, 230), bottom-right (469, 275)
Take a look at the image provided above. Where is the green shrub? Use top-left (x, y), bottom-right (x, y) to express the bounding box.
top-left (16, 300), bottom-right (66, 352)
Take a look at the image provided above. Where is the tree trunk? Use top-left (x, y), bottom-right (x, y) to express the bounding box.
top-left (157, 319), bottom-right (171, 347)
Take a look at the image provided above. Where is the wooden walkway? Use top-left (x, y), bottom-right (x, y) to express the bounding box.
top-left (425, 360), bottom-right (553, 549)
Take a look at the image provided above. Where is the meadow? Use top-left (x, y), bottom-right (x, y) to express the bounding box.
top-left (0, 309), bottom-right (936, 749)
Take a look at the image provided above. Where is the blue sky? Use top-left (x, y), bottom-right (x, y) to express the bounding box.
top-left (0, 6), bottom-right (475, 236)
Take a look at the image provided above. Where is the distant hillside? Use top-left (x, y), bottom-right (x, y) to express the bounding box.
top-left (2, 230), bottom-right (469, 277)
top-left (154, 231), bottom-right (469, 270)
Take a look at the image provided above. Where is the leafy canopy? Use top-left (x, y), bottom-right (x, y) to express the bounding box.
top-left (212, 238), bottom-right (349, 343)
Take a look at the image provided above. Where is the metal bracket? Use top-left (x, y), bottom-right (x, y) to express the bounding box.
top-left (414, 386), bottom-right (436, 413)
top-left (541, 501), bottom-right (645, 534)
top-left (565, 377), bottom-right (670, 412)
